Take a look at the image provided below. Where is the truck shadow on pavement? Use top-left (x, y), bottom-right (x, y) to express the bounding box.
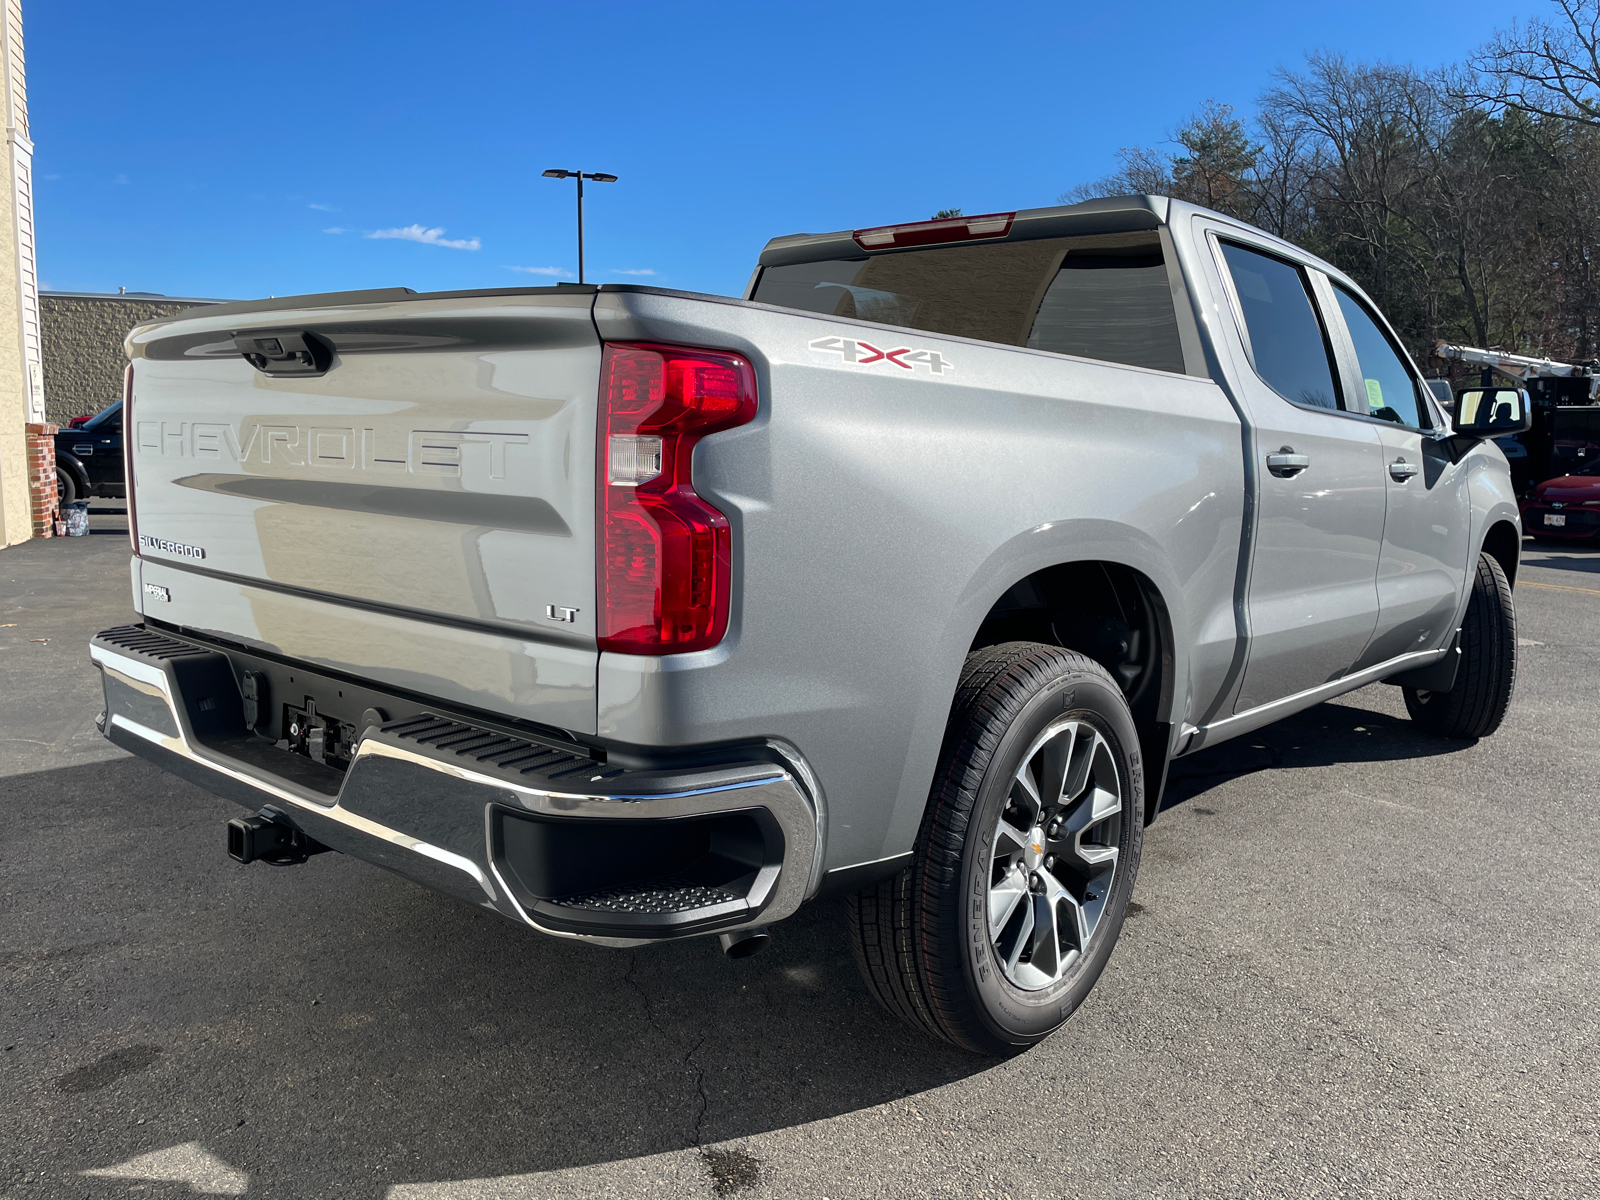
top-left (1522, 549), bottom-right (1600, 575)
top-left (4, 701), bottom-right (1466, 1195)
top-left (4, 756), bottom-right (978, 1196)
top-left (1161, 694), bottom-right (1470, 811)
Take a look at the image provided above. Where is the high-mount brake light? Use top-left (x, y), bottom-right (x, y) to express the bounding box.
top-left (123, 363), bottom-right (139, 556)
top-left (597, 343), bottom-right (757, 655)
top-left (852, 211), bottom-right (1015, 250)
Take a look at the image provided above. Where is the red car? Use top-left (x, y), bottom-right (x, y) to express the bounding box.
top-left (1523, 463), bottom-right (1600, 540)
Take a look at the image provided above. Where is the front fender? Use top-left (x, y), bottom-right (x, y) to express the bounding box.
top-left (1465, 443), bottom-right (1522, 595)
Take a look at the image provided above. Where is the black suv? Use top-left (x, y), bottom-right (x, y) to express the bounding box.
top-left (54, 400), bottom-right (124, 504)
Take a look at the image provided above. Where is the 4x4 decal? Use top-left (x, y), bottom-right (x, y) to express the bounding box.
top-left (808, 336), bottom-right (955, 375)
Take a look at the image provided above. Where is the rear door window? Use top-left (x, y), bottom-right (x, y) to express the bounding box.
top-left (752, 232), bottom-right (1187, 374)
top-left (1218, 242), bottom-right (1343, 412)
top-left (1331, 286), bottom-right (1429, 429)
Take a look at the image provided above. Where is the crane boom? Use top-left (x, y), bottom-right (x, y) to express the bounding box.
top-left (1433, 341), bottom-right (1600, 397)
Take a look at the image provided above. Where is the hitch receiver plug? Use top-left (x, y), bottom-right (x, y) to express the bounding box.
top-left (227, 806), bottom-right (330, 866)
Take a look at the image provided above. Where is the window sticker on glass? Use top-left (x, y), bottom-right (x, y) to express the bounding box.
top-left (1333, 286), bottom-right (1427, 428)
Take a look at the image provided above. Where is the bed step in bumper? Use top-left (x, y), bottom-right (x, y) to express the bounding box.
top-left (89, 624), bottom-right (819, 947)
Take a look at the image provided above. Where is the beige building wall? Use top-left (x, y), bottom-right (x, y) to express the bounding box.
top-left (0, 0), bottom-right (38, 547)
top-left (41, 294), bottom-right (220, 424)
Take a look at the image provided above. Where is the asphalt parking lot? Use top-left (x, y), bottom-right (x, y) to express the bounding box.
top-left (3, 512), bottom-right (1597, 1200)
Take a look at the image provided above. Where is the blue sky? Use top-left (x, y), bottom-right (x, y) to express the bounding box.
top-left (34, 0), bottom-right (1548, 302)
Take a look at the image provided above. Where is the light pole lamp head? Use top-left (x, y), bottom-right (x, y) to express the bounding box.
top-left (588, 173), bottom-right (619, 183)
top-left (542, 169), bottom-right (573, 179)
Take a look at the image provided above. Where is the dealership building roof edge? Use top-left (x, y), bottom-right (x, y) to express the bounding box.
top-left (40, 290), bottom-right (231, 304)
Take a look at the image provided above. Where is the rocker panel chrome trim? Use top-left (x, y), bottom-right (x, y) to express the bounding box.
top-left (1181, 647), bottom-right (1448, 754)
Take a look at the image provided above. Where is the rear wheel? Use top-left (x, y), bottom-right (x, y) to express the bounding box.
top-left (55, 468), bottom-right (76, 507)
top-left (1404, 552), bottom-right (1517, 740)
top-left (848, 642), bottom-right (1143, 1055)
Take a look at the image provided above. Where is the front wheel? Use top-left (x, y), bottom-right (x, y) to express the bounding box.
top-left (848, 643), bottom-right (1144, 1055)
top-left (55, 467), bottom-right (77, 507)
top-left (1405, 552), bottom-right (1517, 740)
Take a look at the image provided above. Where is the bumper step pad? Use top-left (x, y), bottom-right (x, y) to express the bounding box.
top-left (95, 624), bottom-right (216, 662)
top-left (385, 714), bottom-right (623, 783)
top-left (551, 879), bottom-right (741, 915)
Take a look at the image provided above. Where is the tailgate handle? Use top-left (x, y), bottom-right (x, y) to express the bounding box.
top-left (235, 329), bottom-right (333, 377)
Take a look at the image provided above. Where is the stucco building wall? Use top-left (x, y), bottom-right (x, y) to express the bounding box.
top-left (41, 294), bottom-right (218, 424)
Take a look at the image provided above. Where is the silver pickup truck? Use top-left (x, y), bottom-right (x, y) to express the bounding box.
top-left (93, 196), bottom-right (1528, 1055)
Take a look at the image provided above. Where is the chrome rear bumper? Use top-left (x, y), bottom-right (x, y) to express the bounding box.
top-left (91, 625), bottom-right (820, 948)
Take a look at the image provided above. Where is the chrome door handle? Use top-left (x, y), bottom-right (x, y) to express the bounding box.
top-left (1266, 451), bottom-right (1310, 477)
top-left (1389, 458), bottom-right (1419, 481)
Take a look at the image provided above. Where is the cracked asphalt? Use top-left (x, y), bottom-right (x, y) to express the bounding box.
top-left (3, 510), bottom-right (1598, 1199)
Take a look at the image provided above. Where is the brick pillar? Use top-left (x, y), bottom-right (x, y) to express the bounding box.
top-left (25, 422), bottom-right (57, 537)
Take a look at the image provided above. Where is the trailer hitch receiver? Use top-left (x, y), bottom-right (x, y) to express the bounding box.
top-left (227, 806), bottom-right (330, 866)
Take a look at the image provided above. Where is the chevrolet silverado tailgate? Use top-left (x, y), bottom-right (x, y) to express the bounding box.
top-left (125, 287), bottom-right (602, 733)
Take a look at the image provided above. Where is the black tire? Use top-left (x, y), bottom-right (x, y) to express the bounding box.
top-left (1404, 552), bottom-right (1516, 740)
top-left (55, 467), bottom-right (76, 507)
top-left (848, 642), bottom-right (1144, 1055)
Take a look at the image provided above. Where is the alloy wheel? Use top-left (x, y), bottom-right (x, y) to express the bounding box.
top-left (987, 718), bottom-right (1123, 991)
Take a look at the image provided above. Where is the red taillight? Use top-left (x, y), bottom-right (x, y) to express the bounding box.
top-left (597, 343), bottom-right (757, 655)
top-left (853, 211), bottom-right (1014, 250)
top-left (124, 363), bottom-right (139, 557)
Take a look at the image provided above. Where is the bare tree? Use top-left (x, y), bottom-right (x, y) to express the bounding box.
top-left (1473, 0), bottom-right (1600, 124)
top-left (1060, 145), bottom-right (1172, 203)
top-left (1241, 108), bottom-right (1322, 239)
top-left (1260, 54), bottom-right (1440, 311)
top-left (1050, 23), bottom-right (1600, 365)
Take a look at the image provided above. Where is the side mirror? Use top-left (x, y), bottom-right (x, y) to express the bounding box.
top-left (1453, 386), bottom-right (1532, 437)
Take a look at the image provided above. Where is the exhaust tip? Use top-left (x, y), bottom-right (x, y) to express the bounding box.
top-left (718, 927), bottom-right (771, 959)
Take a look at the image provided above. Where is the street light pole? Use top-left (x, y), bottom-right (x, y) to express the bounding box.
top-left (542, 169), bottom-right (618, 285)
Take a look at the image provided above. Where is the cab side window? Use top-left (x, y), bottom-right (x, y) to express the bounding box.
top-left (1219, 242), bottom-right (1343, 412)
top-left (1332, 286), bottom-right (1428, 429)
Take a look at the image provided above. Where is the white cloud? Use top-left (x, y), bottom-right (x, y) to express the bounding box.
top-left (505, 265), bottom-right (571, 277)
top-left (114, 174), bottom-right (129, 185)
top-left (309, 203), bottom-right (335, 211)
top-left (366, 224), bottom-right (480, 250)
top-left (611, 268), bottom-right (656, 276)
top-left (324, 227), bottom-right (346, 234)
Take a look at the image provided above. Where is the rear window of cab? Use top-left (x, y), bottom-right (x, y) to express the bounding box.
top-left (753, 232), bottom-right (1188, 375)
